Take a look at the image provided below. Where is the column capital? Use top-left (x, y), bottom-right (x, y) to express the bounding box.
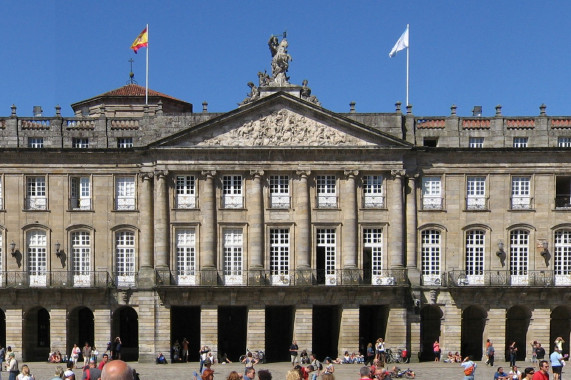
top-left (140, 172), bottom-right (154, 182)
top-left (154, 170), bottom-right (169, 179)
top-left (295, 170), bottom-right (311, 178)
top-left (390, 169), bottom-right (406, 178)
top-left (343, 170), bottom-right (359, 179)
top-left (249, 169), bottom-right (265, 178)
top-left (201, 170), bottom-right (217, 179)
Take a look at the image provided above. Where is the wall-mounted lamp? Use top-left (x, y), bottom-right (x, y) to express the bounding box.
top-left (9, 241), bottom-right (16, 257)
top-left (496, 241), bottom-right (505, 257)
top-left (541, 241), bottom-right (549, 257)
top-left (55, 241), bottom-right (61, 258)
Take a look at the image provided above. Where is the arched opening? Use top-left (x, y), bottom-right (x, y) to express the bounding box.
top-left (171, 306), bottom-right (200, 363)
top-left (551, 306), bottom-right (571, 356)
top-left (218, 306), bottom-right (247, 362)
top-left (420, 305), bottom-right (442, 362)
top-left (112, 307), bottom-right (138, 362)
top-left (23, 307), bottom-right (50, 361)
top-left (506, 305), bottom-right (531, 361)
top-left (265, 306), bottom-right (294, 363)
top-left (461, 306), bottom-right (487, 360)
top-left (67, 307), bottom-right (94, 358)
top-left (0, 309), bottom-right (6, 349)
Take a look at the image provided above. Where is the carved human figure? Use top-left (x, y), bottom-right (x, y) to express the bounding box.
top-left (270, 37), bottom-right (291, 85)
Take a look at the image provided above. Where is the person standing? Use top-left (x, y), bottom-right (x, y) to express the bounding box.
top-left (289, 341), bottom-right (299, 366)
top-left (433, 340), bottom-right (441, 362)
top-left (509, 342), bottom-right (518, 368)
top-left (461, 355), bottom-right (476, 380)
top-left (6, 353), bottom-right (17, 380)
top-left (82, 359), bottom-right (101, 380)
top-left (487, 342), bottom-right (495, 367)
top-left (532, 361), bottom-right (550, 380)
top-left (550, 346), bottom-right (565, 380)
top-left (82, 342), bottom-right (92, 369)
top-left (536, 343), bottom-right (546, 361)
top-left (181, 338), bottom-right (190, 363)
top-left (71, 344), bottom-right (81, 368)
top-left (16, 364), bottom-right (34, 380)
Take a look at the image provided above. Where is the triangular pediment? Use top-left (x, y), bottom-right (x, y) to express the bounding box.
top-left (152, 93), bottom-right (410, 148)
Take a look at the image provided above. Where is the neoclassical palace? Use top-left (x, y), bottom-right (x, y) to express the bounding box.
top-left (1, 36), bottom-right (571, 363)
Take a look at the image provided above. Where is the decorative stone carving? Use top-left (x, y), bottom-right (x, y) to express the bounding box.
top-left (268, 33), bottom-right (292, 86)
top-left (196, 109), bottom-right (373, 147)
top-left (240, 82), bottom-right (260, 106)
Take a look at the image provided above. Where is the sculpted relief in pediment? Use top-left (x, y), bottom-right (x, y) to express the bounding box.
top-left (195, 109), bottom-right (373, 147)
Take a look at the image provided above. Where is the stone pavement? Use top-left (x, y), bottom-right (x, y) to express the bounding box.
top-left (8, 360), bottom-right (560, 379)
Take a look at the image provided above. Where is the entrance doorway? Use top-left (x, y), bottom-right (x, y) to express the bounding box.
top-left (461, 306), bottom-right (486, 360)
top-left (506, 306), bottom-right (530, 361)
top-left (218, 306), bottom-right (247, 362)
top-left (551, 306), bottom-right (571, 355)
top-left (171, 306), bottom-right (200, 362)
top-left (67, 307), bottom-right (94, 356)
top-left (312, 305), bottom-right (340, 360)
top-left (266, 306), bottom-right (294, 362)
top-left (112, 307), bottom-right (139, 361)
top-left (23, 307), bottom-right (50, 361)
top-left (420, 305), bottom-right (442, 361)
top-left (359, 305), bottom-right (388, 354)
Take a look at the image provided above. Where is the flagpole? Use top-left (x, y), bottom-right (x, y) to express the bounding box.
top-left (406, 24), bottom-right (409, 106)
top-left (145, 23), bottom-right (149, 105)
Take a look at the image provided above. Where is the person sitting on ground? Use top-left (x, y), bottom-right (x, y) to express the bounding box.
top-left (299, 350), bottom-right (309, 365)
top-left (286, 369), bottom-right (301, 380)
top-left (17, 364), bottom-right (35, 380)
top-left (494, 366), bottom-right (509, 380)
top-left (342, 351), bottom-right (352, 364)
top-left (323, 357), bottom-right (335, 374)
top-left (156, 352), bottom-right (167, 364)
top-left (444, 351), bottom-right (454, 363)
top-left (454, 352), bottom-right (462, 363)
top-left (257, 369), bottom-right (272, 380)
top-left (100, 359), bottom-right (134, 380)
top-left (294, 365), bottom-right (309, 380)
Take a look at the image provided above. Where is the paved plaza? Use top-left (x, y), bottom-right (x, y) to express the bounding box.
top-left (5, 360), bottom-right (560, 379)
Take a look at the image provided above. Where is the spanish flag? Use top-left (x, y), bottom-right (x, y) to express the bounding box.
top-left (131, 26), bottom-right (148, 54)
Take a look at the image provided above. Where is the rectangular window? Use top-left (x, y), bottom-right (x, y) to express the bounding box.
top-left (364, 228), bottom-right (386, 285)
top-left (422, 176), bottom-right (443, 210)
top-left (71, 231), bottom-right (91, 287)
top-left (176, 229), bottom-right (196, 285)
top-left (222, 175), bottom-right (243, 208)
top-left (26, 176), bottom-right (47, 210)
top-left (423, 138), bottom-right (438, 147)
top-left (115, 177), bottom-right (136, 210)
top-left (556, 176), bottom-right (571, 209)
top-left (421, 229), bottom-right (441, 285)
top-left (270, 228), bottom-right (290, 285)
top-left (176, 175), bottom-right (196, 209)
top-left (72, 138), bottom-right (89, 149)
top-left (555, 230), bottom-right (571, 285)
top-left (465, 230), bottom-right (485, 284)
top-left (70, 176), bottom-right (91, 210)
top-left (117, 137), bottom-right (134, 148)
top-left (316, 175), bottom-right (337, 208)
top-left (511, 176), bottom-right (531, 210)
top-left (466, 176), bottom-right (486, 210)
top-left (116, 231), bottom-right (136, 286)
top-left (269, 175), bottom-right (290, 209)
top-left (317, 228), bottom-right (336, 285)
top-left (363, 175), bottom-right (384, 208)
top-left (510, 229), bottom-right (529, 285)
top-left (28, 137), bottom-right (44, 148)
top-left (223, 229), bottom-right (243, 285)
top-left (513, 137), bottom-right (528, 148)
top-left (28, 230), bottom-right (47, 287)
top-left (469, 137), bottom-right (484, 148)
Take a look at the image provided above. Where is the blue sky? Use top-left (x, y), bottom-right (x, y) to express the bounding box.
top-left (1, 1), bottom-right (570, 117)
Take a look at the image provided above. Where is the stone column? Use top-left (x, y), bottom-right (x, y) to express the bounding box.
top-left (294, 171), bottom-right (311, 283)
top-left (406, 175), bottom-right (420, 285)
top-left (94, 309), bottom-right (111, 359)
top-left (247, 170), bottom-right (264, 269)
top-left (138, 173), bottom-right (154, 287)
top-left (527, 308), bottom-right (550, 361)
top-left (137, 290), bottom-right (156, 362)
top-left (293, 306), bottom-right (313, 353)
top-left (389, 170), bottom-right (405, 268)
top-left (246, 306), bottom-right (265, 352)
top-left (201, 306), bottom-right (219, 358)
top-left (483, 308), bottom-right (507, 361)
top-left (442, 302), bottom-right (461, 354)
top-left (385, 307), bottom-right (408, 349)
top-left (155, 303), bottom-right (171, 362)
top-left (154, 171), bottom-right (169, 269)
top-left (5, 309), bottom-right (22, 360)
top-left (338, 305), bottom-right (359, 356)
top-left (50, 308), bottom-right (67, 358)
top-left (341, 170), bottom-right (358, 268)
top-left (200, 171), bottom-right (217, 284)
top-left (408, 311), bottom-right (421, 362)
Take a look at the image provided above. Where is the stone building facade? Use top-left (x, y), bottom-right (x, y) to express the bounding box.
top-left (1, 43), bottom-right (571, 363)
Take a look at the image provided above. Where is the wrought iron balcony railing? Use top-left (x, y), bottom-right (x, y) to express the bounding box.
top-left (448, 270), bottom-right (555, 287)
top-left (155, 268), bottom-right (408, 287)
top-left (0, 271), bottom-right (114, 288)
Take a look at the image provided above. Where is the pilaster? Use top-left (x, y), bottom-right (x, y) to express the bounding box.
top-left (385, 307), bottom-right (408, 349)
top-left (341, 170), bottom-right (358, 269)
top-left (138, 172), bottom-right (155, 287)
top-left (441, 302), bottom-right (461, 354)
top-left (483, 308), bottom-right (506, 361)
top-left (137, 291), bottom-right (157, 362)
top-left (247, 170), bottom-right (264, 270)
top-left (294, 170), bottom-right (311, 269)
top-left (49, 308), bottom-right (67, 359)
top-left (293, 306), bottom-right (312, 353)
top-left (406, 174), bottom-right (420, 285)
top-left (246, 307), bottom-right (265, 352)
top-left (200, 306), bottom-right (218, 358)
top-left (200, 171), bottom-right (217, 284)
top-left (155, 302), bottom-right (171, 361)
top-left (338, 305), bottom-right (359, 356)
top-left (154, 170), bottom-right (169, 269)
top-left (389, 170), bottom-right (405, 268)
top-left (5, 309), bottom-right (22, 360)
top-left (94, 308), bottom-right (111, 358)
top-left (527, 308), bottom-right (550, 361)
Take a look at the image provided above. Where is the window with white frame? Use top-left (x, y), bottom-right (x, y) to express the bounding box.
top-left (465, 230), bottom-right (485, 278)
top-left (28, 137), bottom-right (44, 148)
top-left (223, 229), bottom-right (243, 283)
top-left (469, 137), bottom-right (484, 148)
top-left (116, 231), bottom-right (135, 286)
top-left (70, 176), bottom-right (91, 210)
top-left (466, 176), bottom-right (486, 210)
top-left (176, 175), bottom-right (196, 209)
top-left (270, 228), bottom-right (290, 284)
top-left (26, 176), bottom-right (47, 210)
top-left (317, 228), bottom-right (336, 285)
top-left (71, 231), bottom-right (91, 286)
top-left (421, 229), bottom-right (441, 285)
top-left (558, 137), bottom-right (571, 148)
top-left (269, 176), bottom-right (290, 209)
top-left (222, 175), bottom-right (243, 208)
top-left (72, 138), bottom-right (89, 149)
top-left (363, 228), bottom-right (383, 283)
top-left (176, 229), bottom-right (196, 284)
top-left (115, 177), bottom-right (136, 210)
top-left (422, 176), bottom-right (442, 210)
top-left (117, 137), bottom-right (134, 148)
top-left (511, 176), bottom-right (531, 209)
top-left (363, 175), bottom-right (384, 208)
top-left (555, 230), bottom-right (571, 278)
top-left (316, 175), bottom-right (337, 208)
top-left (513, 137), bottom-right (528, 148)
top-left (509, 229), bottom-right (529, 282)
top-left (27, 229), bottom-right (47, 287)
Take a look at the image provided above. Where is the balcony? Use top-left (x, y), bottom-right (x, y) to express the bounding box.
top-left (555, 195), bottom-right (571, 209)
top-left (175, 194), bottom-right (197, 209)
top-left (0, 271), bottom-right (114, 288)
top-left (448, 270), bottom-right (554, 287)
top-left (363, 194), bottom-right (385, 209)
top-left (421, 196), bottom-right (444, 211)
top-left (25, 197), bottom-right (47, 211)
top-left (465, 196), bottom-right (489, 211)
top-left (269, 194), bottom-right (291, 209)
top-left (316, 195), bottom-right (338, 209)
top-left (69, 197), bottom-right (92, 211)
top-left (155, 268), bottom-right (408, 287)
top-left (510, 196), bottom-right (534, 210)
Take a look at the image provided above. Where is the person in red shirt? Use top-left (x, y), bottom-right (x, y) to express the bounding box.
top-left (97, 353), bottom-right (109, 371)
top-left (532, 360), bottom-right (550, 380)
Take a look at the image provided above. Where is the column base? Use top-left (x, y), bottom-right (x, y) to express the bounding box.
top-left (342, 267), bottom-right (360, 285)
top-left (295, 267), bottom-right (313, 286)
top-left (407, 267), bottom-right (421, 286)
top-left (248, 266), bottom-right (266, 285)
top-left (137, 266), bottom-right (156, 288)
top-left (201, 267), bottom-right (218, 285)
